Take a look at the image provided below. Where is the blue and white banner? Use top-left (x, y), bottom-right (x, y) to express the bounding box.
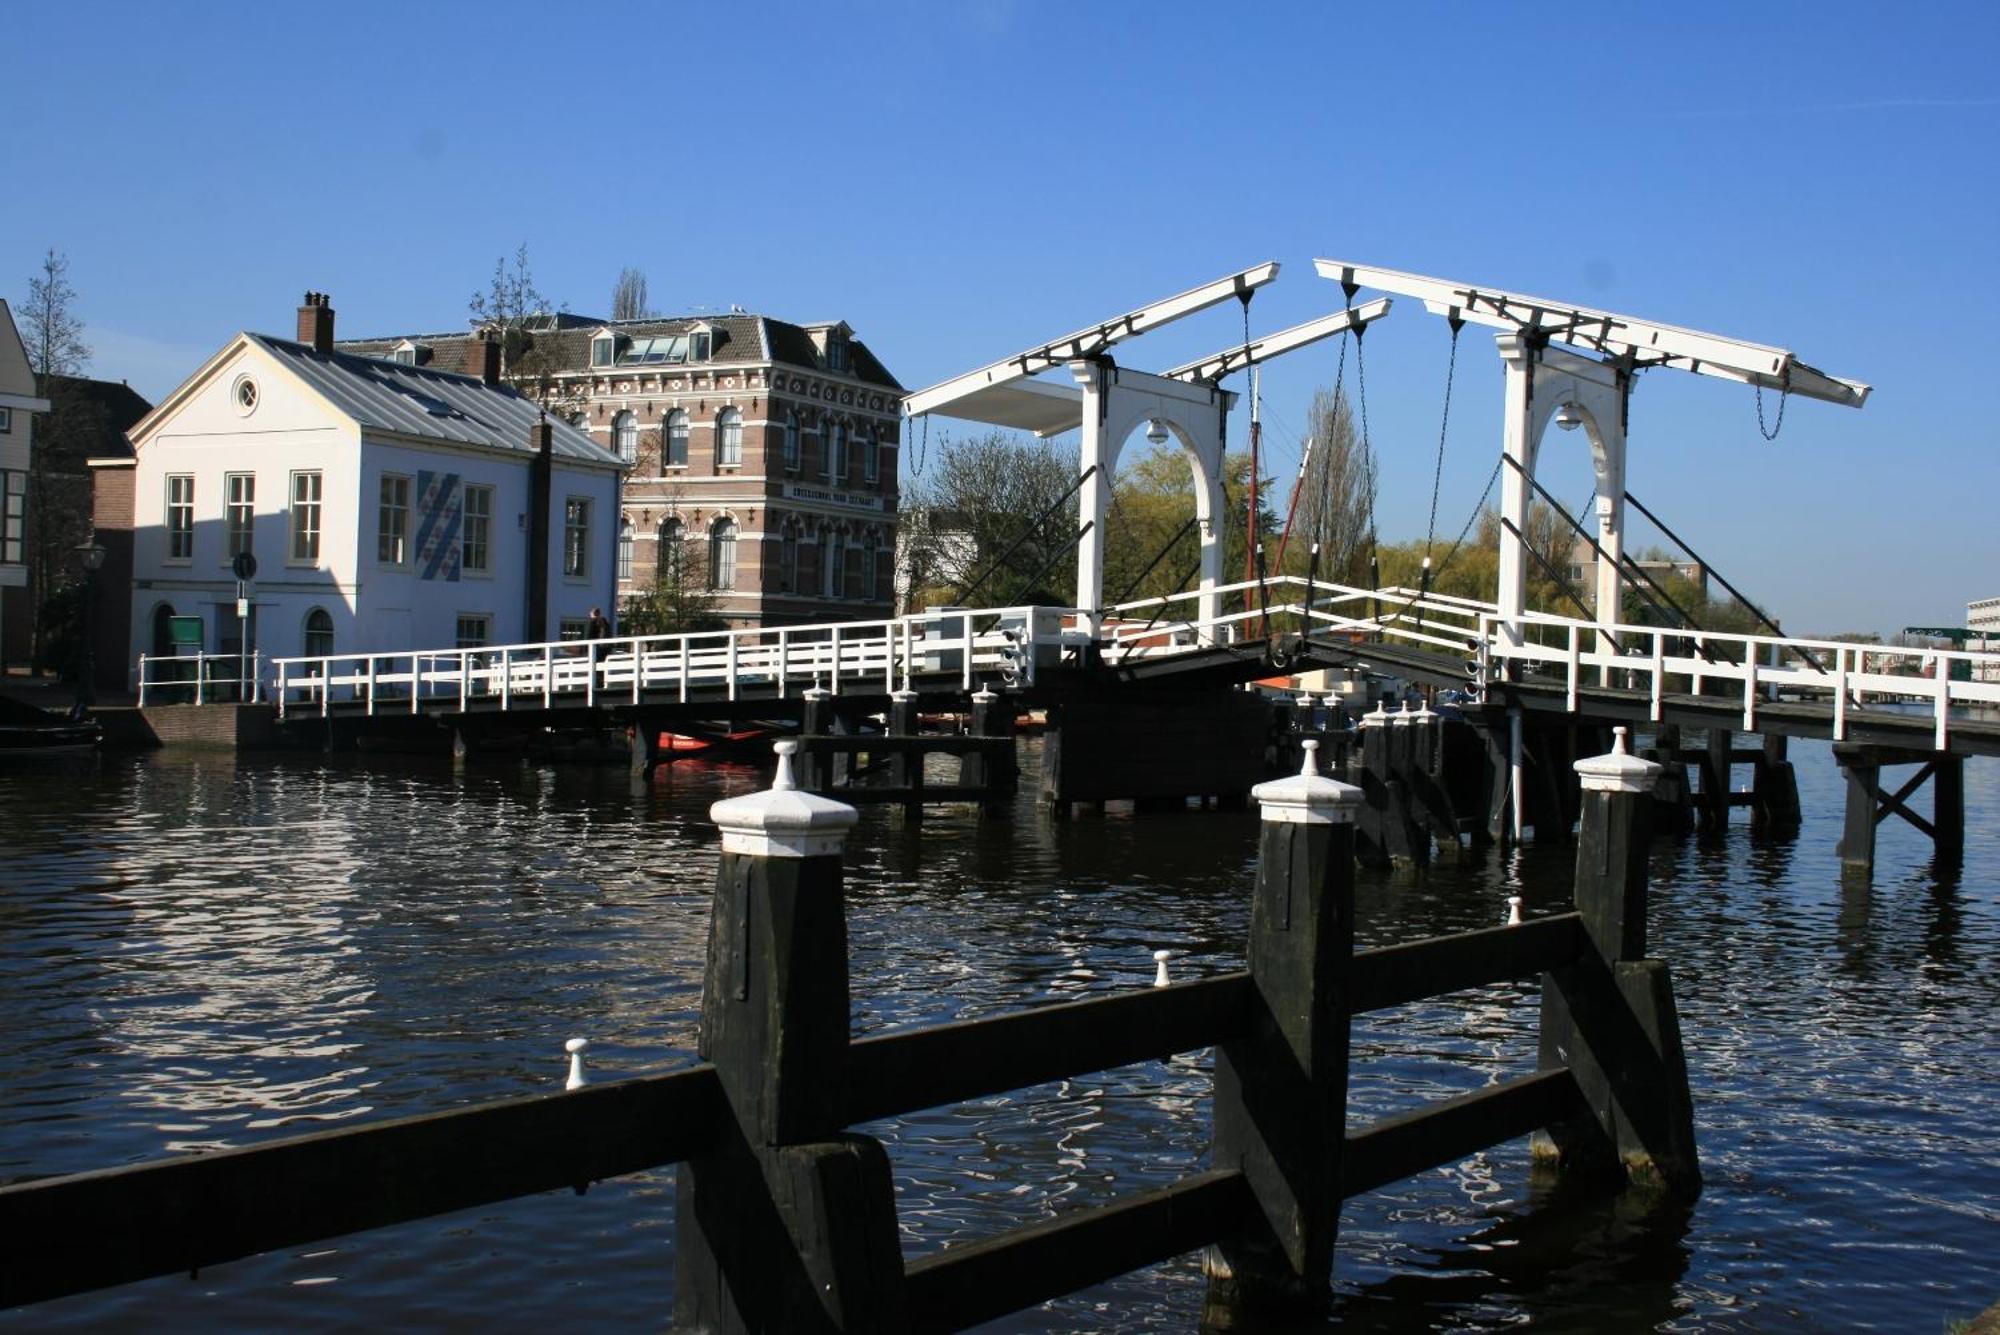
top-left (415, 470), bottom-right (461, 582)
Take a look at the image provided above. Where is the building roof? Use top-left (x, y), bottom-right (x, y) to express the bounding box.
top-left (248, 334), bottom-right (622, 467)
top-left (338, 311), bottom-right (904, 393)
top-left (43, 373), bottom-right (154, 464)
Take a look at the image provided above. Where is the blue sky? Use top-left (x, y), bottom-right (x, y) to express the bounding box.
top-left (5, 2), bottom-right (1995, 636)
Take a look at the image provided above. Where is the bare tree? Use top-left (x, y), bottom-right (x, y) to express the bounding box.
top-left (900, 431), bottom-right (1082, 607)
top-left (1293, 386), bottom-right (1375, 585)
top-left (22, 248), bottom-right (90, 382)
top-left (467, 245), bottom-right (581, 416)
top-left (611, 268), bottom-right (652, 321)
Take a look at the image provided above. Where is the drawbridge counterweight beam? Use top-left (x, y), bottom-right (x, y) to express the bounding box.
top-left (1163, 298), bottom-right (1393, 385)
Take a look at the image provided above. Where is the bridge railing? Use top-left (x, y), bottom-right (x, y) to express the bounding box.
top-left (1483, 611), bottom-right (2000, 748)
top-left (269, 605), bottom-right (1080, 719)
top-left (135, 652), bottom-right (265, 706)
top-left (1103, 576), bottom-right (1491, 663)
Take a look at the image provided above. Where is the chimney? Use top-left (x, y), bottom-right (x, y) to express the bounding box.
top-left (296, 291), bottom-right (335, 354)
top-left (478, 330), bottom-right (503, 386)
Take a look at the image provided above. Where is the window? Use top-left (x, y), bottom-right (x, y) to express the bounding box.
top-left (1568, 564), bottom-right (1586, 584)
top-left (664, 410), bottom-right (689, 468)
top-left (617, 519), bottom-right (634, 582)
top-left (166, 474), bottom-right (194, 561)
top-left (862, 425), bottom-right (878, 483)
top-left (656, 518), bottom-right (683, 583)
top-left (378, 474), bottom-right (411, 565)
top-left (564, 497), bottom-right (591, 578)
top-left (780, 529), bottom-right (798, 592)
top-left (690, 329), bottom-right (712, 362)
top-left (591, 334), bottom-right (616, 368)
top-left (290, 471), bottom-right (322, 563)
top-left (559, 618), bottom-right (590, 642)
top-left (830, 421), bottom-right (847, 481)
top-left (858, 544), bottom-right (875, 601)
top-left (303, 607), bottom-right (334, 658)
top-left (709, 519), bottom-right (737, 590)
top-left (717, 408), bottom-right (742, 467)
top-left (225, 473), bottom-right (255, 559)
top-left (816, 418), bottom-right (831, 479)
top-left (0, 408), bottom-right (12, 433)
top-left (783, 412), bottom-right (800, 469)
top-left (455, 614), bottom-right (491, 649)
top-left (613, 411), bottom-right (637, 462)
top-left (845, 538), bottom-right (866, 600)
top-left (827, 533), bottom-right (844, 598)
top-left (825, 337), bottom-right (847, 373)
top-left (462, 484), bottom-right (492, 573)
top-left (391, 344), bottom-right (416, 366)
top-left (0, 471), bottom-right (23, 564)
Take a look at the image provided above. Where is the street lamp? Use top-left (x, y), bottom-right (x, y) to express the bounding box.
top-left (73, 540), bottom-right (107, 710)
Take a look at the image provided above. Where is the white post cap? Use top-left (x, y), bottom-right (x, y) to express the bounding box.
top-left (1252, 739), bottom-right (1362, 825)
top-left (890, 688), bottom-right (918, 703)
top-left (1359, 701), bottom-right (1390, 729)
top-left (1390, 700), bottom-right (1413, 724)
top-left (1574, 727), bottom-right (1662, 794)
top-left (710, 740), bottom-right (860, 857)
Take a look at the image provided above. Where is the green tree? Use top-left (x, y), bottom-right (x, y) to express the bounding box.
top-left (901, 431), bottom-right (1082, 608)
top-left (1102, 443), bottom-right (1279, 612)
top-left (620, 526), bottom-right (725, 635)
top-left (1288, 386), bottom-right (1375, 587)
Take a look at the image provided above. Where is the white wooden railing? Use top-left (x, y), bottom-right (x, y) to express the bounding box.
top-left (269, 606), bottom-right (1081, 720)
top-left (1479, 611), bottom-right (2000, 749)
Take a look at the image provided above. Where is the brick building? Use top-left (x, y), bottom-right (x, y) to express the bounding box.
top-left (341, 311), bottom-right (903, 629)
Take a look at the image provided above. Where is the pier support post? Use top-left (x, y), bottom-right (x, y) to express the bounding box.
top-left (628, 721), bottom-right (662, 782)
top-left (1934, 755), bottom-right (1965, 865)
top-left (1698, 728), bottom-right (1732, 832)
top-left (1643, 725), bottom-right (1695, 837)
top-left (1534, 728), bottom-right (1701, 1197)
top-left (1835, 748), bottom-right (1880, 878)
top-left (1750, 733), bottom-right (1801, 835)
top-left (960, 687), bottom-right (1017, 816)
top-left (887, 690), bottom-right (921, 821)
top-left (676, 742), bottom-right (905, 1333)
top-left (799, 687), bottom-right (832, 792)
top-left (1355, 703), bottom-right (1392, 867)
top-left (1205, 740), bottom-right (1361, 1323)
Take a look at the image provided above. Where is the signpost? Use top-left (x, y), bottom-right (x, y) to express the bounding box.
top-left (233, 551), bottom-right (257, 702)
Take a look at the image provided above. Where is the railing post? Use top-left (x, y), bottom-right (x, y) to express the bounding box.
top-left (1533, 727), bottom-right (1700, 1196)
top-left (1205, 739), bottom-right (1361, 1323)
top-left (676, 741), bottom-right (904, 1332)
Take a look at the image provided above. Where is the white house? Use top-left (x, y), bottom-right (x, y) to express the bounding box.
top-left (0, 299), bottom-right (53, 667)
top-left (118, 294), bottom-right (625, 687)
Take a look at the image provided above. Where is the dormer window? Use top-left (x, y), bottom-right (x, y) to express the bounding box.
top-left (689, 325), bottom-right (713, 363)
top-left (391, 340), bottom-right (418, 367)
top-left (590, 331), bottom-right (617, 368)
top-left (825, 337), bottom-right (847, 373)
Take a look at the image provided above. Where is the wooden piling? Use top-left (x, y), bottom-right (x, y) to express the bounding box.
top-left (959, 687), bottom-right (1018, 816)
top-left (1836, 748), bottom-right (1880, 877)
top-left (1750, 733), bottom-right (1801, 834)
top-left (675, 741), bottom-right (907, 1333)
top-left (1934, 755), bottom-right (1965, 865)
top-left (1533, 728), bottom-right (1700, 1196)
top-left (1205, 739), bottom-right (1360, 1323)
top-left (887, 690), bottom-right (922, 821)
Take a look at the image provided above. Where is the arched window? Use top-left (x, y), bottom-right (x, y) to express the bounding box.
top-left (150, 603), bottom-right (178, 658)
top-left (861, 423), bottom-right (878, 483)
top-left (783, 411), bottom-right (801, 469)
top-left (829, 420), bottom-right (846, 481)
top-left (612, 410), bottom-right (637, 462)
top-left (617, 519), bottom-right (634, 582)
top-left (657, 518), bottom-right (684, 584)
top-left (717, 407), bottom-right (743, 467)
top-left (709, 519), bottom-right (738, 590)
top-left (664, 410), bottom-right (689, 468)
top-left (303, 607), bottom-right (334, 658)
top-left (780, 527), bottom-right (799, 593)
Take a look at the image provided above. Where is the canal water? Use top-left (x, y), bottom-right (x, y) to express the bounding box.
top-left (1, 736), bottom-right (1995, 1331)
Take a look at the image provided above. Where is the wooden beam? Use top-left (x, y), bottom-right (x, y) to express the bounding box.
top-left (0, 1067), bottom-right (725, 1309)
top-left (1161, 298), bottom-right (1392, 384)
top-left (1347, 915), bottom-right (1584, 1013)
top-left (902, 1170), bottom-right (1252, 1334)
top-left (844, 973), bottom-right (1253, 1124)
top-left (1341, 1069), bottom-right (1583, 1199)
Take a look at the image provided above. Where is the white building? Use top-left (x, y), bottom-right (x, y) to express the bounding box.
top-left (116, 294), bottom-right (625, 686)
top-left (0, 299), bottom-right (53, 667)
top-left (1970, 597), bottom-right (2000, 684)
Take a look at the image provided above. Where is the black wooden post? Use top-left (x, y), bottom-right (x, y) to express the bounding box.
top-left (887, 689), bottom-right (921, 822)
top-left (1205, 738), bottom-right (1361, 1322)
top-left (799, 686), bottom-right (832, 792)
top-left (1385, 704), bottom-right (1425, 871)
top-left (1750, 732), bottom-right (1801, 835)
top-left (1934, 755), bottom-right (1965, 865)
top-left (1699, 727), bottom-right (1732, 832)
top-left (1835, 746), bottom-right (1880, 879)
top-left (1355, 703), bottom-right (1392, 867)
top-left (1534, 727), bottom-right (1701, 1196)
top-left (676, 741), bottom-right (907, 1332)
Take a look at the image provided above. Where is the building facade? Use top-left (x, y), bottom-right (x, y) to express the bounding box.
top-left (0, 299), bottom-right (53, 668)
top-left (108, 295), bottom-right (624, 687)
top-left (1970, 596), bottom-right (2000, 683)
top-left (341, 311), bottom-right (903, 629)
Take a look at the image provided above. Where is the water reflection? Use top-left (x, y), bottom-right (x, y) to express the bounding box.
top-left (0, 736), bottom-right (1995, 1330)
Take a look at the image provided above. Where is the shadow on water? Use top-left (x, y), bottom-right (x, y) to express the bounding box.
top-left (1, 733), bottom-right (1997, 1330)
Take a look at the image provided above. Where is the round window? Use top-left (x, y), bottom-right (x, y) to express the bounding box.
top-left (233, 375), bottom-right (259, 416)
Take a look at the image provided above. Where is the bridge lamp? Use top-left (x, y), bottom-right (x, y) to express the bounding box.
top-left (1554, 402), bottom-right (1586, 432)
top-left (1146, 418), bottom-right (1170, 447)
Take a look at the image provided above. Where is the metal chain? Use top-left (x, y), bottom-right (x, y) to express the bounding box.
top-left (911, 413), bottom-right (929, 476)
top-left (1354, 322), bottom-right (1375, 546)
top-left (1429, 453), bottom-right (1503, 584)
top-left (1754, 378), bottom-right (1789, 441)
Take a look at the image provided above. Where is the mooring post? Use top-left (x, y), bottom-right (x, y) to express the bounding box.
top-left (1533, 728), bottom-right (1700, 1196)
top-left (1385, 703), bottom-right (1425, 871)
top-left (1205, 739), bottom-right (1361, 1323)
top-left (961, 686), bottom-right (1017, 816)
top-left (1699, 727), bottom-right (1732, 832)
top-left (799, 686), bottom-right (832, 792)
top-left (1934, 754), bottom-right (1965, 865)
top-left (1355, 702), bottom-right (1391, 867)
top-left (628, 720), bottom-right (662, 783)
top-left (675, 741), bottom-right (906, 1333)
